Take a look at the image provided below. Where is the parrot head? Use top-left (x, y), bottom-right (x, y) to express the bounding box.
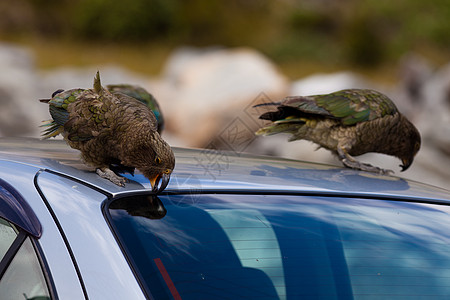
top-left (145, 167), bottom-right (173, 194)
top-left (121, 129), bottom-right (175, 193)
top-left (139, 137), bottom-right (175, 193)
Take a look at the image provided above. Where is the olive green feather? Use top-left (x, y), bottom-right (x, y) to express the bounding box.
top-left (318, 89), bottom-right (397, 125)
top-left (281, 89), bottom-right (398, 126)
top-left (256, 88), bottom-right (421, 174)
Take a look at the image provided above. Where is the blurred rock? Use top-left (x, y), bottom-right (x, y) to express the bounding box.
top-left (410, 61), bottom-right (450, 189)
top-left (391, 53), bottom-right (433, 121)
top-left (420, 62), bottom-right (450, 138)
top-left (156, 47), bottom-right (289, 147)
top-left (399, 54), bottom-right (432, 101)
top-left (0, 43), bottom-right (33, 69)
top-left (290, 71), bottom-right (373, 96)
top-left (0, 43), bottom-right (155, 137)
top-left (0, 43), bottom-right (41, 136)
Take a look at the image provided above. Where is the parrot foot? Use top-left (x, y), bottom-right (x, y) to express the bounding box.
top-left (341, 158), bottom-right (394, 175)
top-left (338, 146), bottom-right (394, 175)
top-left (96, 167), bottom-right (129, 187)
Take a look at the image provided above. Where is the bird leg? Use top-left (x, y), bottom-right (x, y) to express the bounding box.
top-left (96, 167), bottom-right (129, 187)
top-left (337, 146), bottom-right (394, 175)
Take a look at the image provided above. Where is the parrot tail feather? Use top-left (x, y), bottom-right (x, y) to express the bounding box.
top-left (255, 120), bottom-right (304, 136)
top-left (253, 102), bottom-right (282, 108)
top-left (40, 120), bottom-right (64, 139)
top-left (274, 117), bottom-right (305, 124)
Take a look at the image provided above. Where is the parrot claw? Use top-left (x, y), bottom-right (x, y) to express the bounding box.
top-left (379, 168), bottom-right (394, 175)
top-left (341, 158), bottom-right (394, 176)
top-left (96, 167), bottom-right (129, 187)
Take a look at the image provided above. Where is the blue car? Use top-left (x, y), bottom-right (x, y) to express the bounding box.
top-left (0, 138), bottom-right (450, 299)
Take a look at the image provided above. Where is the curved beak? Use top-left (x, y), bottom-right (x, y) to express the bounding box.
top-left (150, 173), bottom-right (171, 193)
top-left (400, 158), bottom-right (413, 172)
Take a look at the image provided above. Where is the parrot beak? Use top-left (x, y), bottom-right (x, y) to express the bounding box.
top-left (150, 172), bottom-right (171, 193)
top-left (400, 158), bottom-right (412, 172)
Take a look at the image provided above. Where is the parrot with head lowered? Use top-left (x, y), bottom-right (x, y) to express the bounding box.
top-left (40, 71), bottom-right (175, 192)
top-left (255, 89), bottom-right (421, 175)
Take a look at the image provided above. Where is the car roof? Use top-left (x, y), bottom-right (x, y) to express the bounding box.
top-left (0, 137), bottom-right (449, 203)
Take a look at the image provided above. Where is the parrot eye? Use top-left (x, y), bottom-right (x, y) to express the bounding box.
top-left (155, 157), bottom-right (161, 164)
top-left (414, 142), bottom-right (420, 153)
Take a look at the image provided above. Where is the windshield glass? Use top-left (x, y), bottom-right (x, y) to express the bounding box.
top-left (107, 194), bottom-right (450, 299)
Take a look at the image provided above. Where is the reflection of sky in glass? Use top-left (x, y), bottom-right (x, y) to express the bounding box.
top-left (207, 209), bottom-right (286, 299)
top-left (109, 194), bottom-right (450, 299)
top-left (0, 219), bottom-right (17, 260)
top-left (134, 214), bottom-right (203, 261)
top-left (331, 202), bottom-right (450, 298)
top-left (0, 237), bottom-right (50, 299)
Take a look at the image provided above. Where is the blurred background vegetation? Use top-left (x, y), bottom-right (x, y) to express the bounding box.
top-left (0, 0), bottom-right (449, 81)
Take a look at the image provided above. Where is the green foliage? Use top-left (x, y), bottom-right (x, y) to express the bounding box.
top-left (167, 0), bottom-right (273, 46)
top-left (69, 0), bottom-right (272, 44)
top-left (1, 0), bottom-right (449, 68)
top-left (342, 15), bottom-right (385, 66)
top-left (288, 8), bottom-right (337, 35)
top-left (72, 0), bottom-right (177, 41)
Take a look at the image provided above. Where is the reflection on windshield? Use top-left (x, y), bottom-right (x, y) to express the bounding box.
top-left (108, 194), bottom-right (450, 299)
top-left (207, 209), bottom-right (286, 299)
top-left (110, 195), bottom-right (166, 220)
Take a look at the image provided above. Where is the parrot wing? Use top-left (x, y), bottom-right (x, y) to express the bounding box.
top-left (107, 84), bottom-right (164, 133)
top-left (282, 89), bottom-right (399, 126)
top-left (112, 91), bottom-right (158, 132)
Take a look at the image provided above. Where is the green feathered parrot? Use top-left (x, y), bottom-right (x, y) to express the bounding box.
top-left (255, 89), bottom-right (421, 174)
top-left (40, 71), bottom-right (175, 192)
top-left (106, 84), bottom-right (165, 134)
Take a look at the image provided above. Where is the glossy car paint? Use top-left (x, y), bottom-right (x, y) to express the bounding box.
top-left (37, 171), bottom-right (145, 300)
top-left (0, 161), bottom-right (86, 299)
top-left (0, 177), bottom-right (41, 238)
top-left (0, 137), bottom-right (449, 299)
top-left (1, 138), bottom-right (449, 202)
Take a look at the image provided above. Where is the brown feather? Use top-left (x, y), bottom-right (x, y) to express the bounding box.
top-left (42, 71), bottom-right (175, 187)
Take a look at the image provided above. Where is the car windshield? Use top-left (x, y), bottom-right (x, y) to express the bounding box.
top-left (107, 194), bottom-right (450, 300)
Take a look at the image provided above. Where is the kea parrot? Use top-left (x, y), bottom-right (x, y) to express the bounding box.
top-left (106, 84), bottom-right (165, 134)
top-left (255, 89), bottom-right (421, 175)
top-left (40, 71), bottom-right (175, 192)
